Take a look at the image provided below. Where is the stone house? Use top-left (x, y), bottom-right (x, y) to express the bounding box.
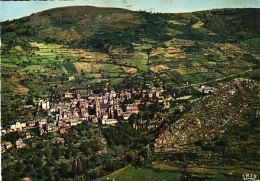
top-left (10, 121), bottom-right (26, 131)
top-left (15, 138), bottom-right (26, 149)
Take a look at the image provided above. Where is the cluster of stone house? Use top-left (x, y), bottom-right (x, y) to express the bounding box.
top-left (1, 86), bottom-right (172, 152)
top-left (1, 141), bottom-right (13, 153)
top-left (1, 134), bottom-right (33, 153)
top-left (198, 84), bottom-right (214, 94)
top-left (1, 126), bottom-right (36, 152)
top-left (2, 87), bottom-right (171, 134)
top-left (40, 87), bottom-right (172, 134)
top-left (1, 121), bottom-right (35, 135)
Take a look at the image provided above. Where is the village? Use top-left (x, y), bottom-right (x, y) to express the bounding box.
top-left (1, 81), bottom-right (214, 156)
top-left (1, 83), bottom-right (214, 154)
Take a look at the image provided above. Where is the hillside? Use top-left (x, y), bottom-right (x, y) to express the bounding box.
top-left (1, 7), bottom-right (260, 127)
top-left (155, 78), bottom-right (260, 152)
top-left (153, 78), bottom-right (260, 178)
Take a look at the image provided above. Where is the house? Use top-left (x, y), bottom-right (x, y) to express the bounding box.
top-left (151, 87), bottom-right (157, 93)
top-left (92, 117), bottom-right (99, 124)
top-left (56, 137), bottom-right (65, 144)
top-left (113, 103), bottom-right (120, 109)
top-left (64, 92), bottom-right (74, 99)
top-left (39, 127), bottom-right (45, 135)
top-left (39, 119), bottom-right (47, 126)
top-left (120, 90), bottom-right (125, 98)
top-left (126, 104), bottom-right (134, 111)
top-left (158, 98), bottom-right (164, 103)
top-left (42, 100), bottom-right (50, 110)
top-left (134, 100), bottom-right (141, 105)
top-left (122, 113), bottom-right (131, 120)
top-left (1, 147), bottom-right (6, 153)
top-left (6, 142), bottom-right (13, 149)
top-left (110, 90), bottom-right (117, 98)
top-left (163, 100), bottom-right (170, 109)
top-left (126, 92), bottom-right (131, 99)
top-left (109, 99), bottom-right (114, 105)
top-left (127, 104), bottom-right (139, 114)
top-left (10, 121), bottom-right (26, 131)
top-left (116, 108), bottom-right (123, 117)
top-left (76, 93), bottom-right (81, 99)
top-left (2, 141), bottom-right (13, 151)
top-left (102, 119), bottom-right (118, 125)
top-left (203, 87), bottom-right (212, 94)
top-left (1, 129), bottom-right (7, 135)
top-left (148, 92), bottom-right (153, 98)
top-left (103, 98), bottom-right (108, 104)
top-left (27, 121), bottom-right (36, 127)
top-left (131, 107), bottom-right (139, 115)
top-left (15, 138), bottom-right (26, 149)
top-left (199, 84), bottom-right (206, 89)
top-left (60, 128), bottom-right (67, 134)
top-left (69, 119), bottom-right (82, 127)
top-left (47, 123), bottom-right (58, 133)
top-left (102, 113), bottom-right (109, 120)
top-left (155, 91), bottom-right (160, 98)
top-left (10, 122), bottom-right (18, 130)
top-left (26, 132), bottom-right (33, 139)
top-left (146, 102), bottom-right (153, 106)
top-left (96, 147), bottom-right (107, 155)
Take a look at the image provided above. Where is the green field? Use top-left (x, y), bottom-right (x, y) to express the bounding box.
top-left (98, 166), bottom-right (182, 181)
top-left (119, 52), bottom-right (149, 72)
top-left (64, 63), bottom-right (78, 73)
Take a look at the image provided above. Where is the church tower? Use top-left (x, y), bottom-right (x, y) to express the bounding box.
top-left (95, 98), bottom-right (101, 117)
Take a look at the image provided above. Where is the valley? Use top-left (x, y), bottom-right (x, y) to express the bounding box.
top-left (1, 6), bottom-right (260, 181)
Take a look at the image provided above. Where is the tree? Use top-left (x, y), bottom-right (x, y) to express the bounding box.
top-left (16, 162), bottom-right (26, 173)
top-left (53, 147), bottom-right (61, 160)
top-left (129, 114), bottom-right (138, 125)
top-left (26, 97), bottom-right (34, 105)
top-left (44, 166), bottom-right (53, 180)
top-left (37, 167), bottom-right (44, 180)
top-left (2, 132), bottom-right (22, 144)
top-left (32, 156), bottom-right (42, 167)
top-left (59, 163), bottom-right (72, 178)
top-left (79, 141), bottom-right (92, 155)
top-left (65, 148), bottom-right (72, 159)
top-left (126, 151), bottom-right (135, 163)
top-left (143, 145), bottom-right (154, 164)
top-left (136, 156), bottom-right (145, 166)
top-left (44, 146), bottom-right (52, 158)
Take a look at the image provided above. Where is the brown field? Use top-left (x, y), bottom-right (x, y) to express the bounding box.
top-left (191, 21), bottom-right (204, 29)
top-left (122, 67), bottom-right (138, 74)
top-left (93, 74), bottom-right (102, 78)
top-left (173, 68), bottom-right (185, 75)
top-left (150, 65), bottom-right (169, 74)
top-left (72, 50), bottom-right (109, 61)
top-left (166, 48), bottom-right (183, 54)
top-left (74, 62), bottom-right (104, 73)
top-left (8, 76), bottom-right (29, 93)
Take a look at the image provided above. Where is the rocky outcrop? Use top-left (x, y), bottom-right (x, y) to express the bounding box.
top-left (154, 79), bottom-right (260, 153)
